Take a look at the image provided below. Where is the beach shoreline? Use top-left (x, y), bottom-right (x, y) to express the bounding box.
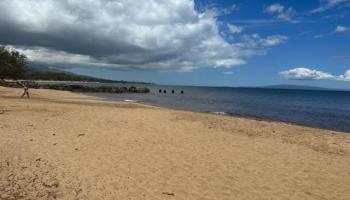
top-left (86, 92), bottom-right (350, 134)
top-left (1, 86), bottom-right (350, 199)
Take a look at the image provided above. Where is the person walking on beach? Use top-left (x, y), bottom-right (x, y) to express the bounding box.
top-left (18, 81), bottom-right (30, 99)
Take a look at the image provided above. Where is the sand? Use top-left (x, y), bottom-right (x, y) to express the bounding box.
top-left (1, 86), bottom-right (350, 200)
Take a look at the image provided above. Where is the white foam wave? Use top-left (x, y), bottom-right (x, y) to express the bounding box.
top-left (212, 111), bottom-right (227, 115)
top-left (124, 99), bottom-right (137, 103)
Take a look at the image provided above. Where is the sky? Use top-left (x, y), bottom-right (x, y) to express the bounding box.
top-left (0, 0), bottom-right (349, 88)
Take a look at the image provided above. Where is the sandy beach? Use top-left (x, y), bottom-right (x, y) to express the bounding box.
top-left (1, 86), bottom-right (350, 200)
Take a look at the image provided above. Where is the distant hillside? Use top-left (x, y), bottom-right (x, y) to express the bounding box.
top-left (1, 46), bottom-right (149, 84)
top-left (262, 84), bottom-right (346, 91)
top-left (24, 64), bottom-right (149, 84)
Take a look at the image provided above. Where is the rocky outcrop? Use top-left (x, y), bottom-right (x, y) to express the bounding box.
top-left (135, 87), bottom-right (150, 93)
top-left (0, 81), bottom-right (150, 93)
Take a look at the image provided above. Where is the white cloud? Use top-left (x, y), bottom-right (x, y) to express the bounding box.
top-left (314, 25), bottom-right (350, 38)
top-left (264, 4), bottom-right (295, 21)
top-left (261, 35), bottom-right (288, 46)
top-left (311, 0), bottom-right (350, 13)
top-left (280, 67), bottom-right (350, 81)
top-left (12, 46), bottom-right (118, 68)
top-left (265, 4), bottom-right (284, 13)
top-left (227, 24), bottom-right (243, 34)
top-left (335, 25), bottom-right (350, 32)
top-left (222, 71), bottom-right (234, 75)
top-left (339, 70), bottom-right (350, 80)
top-left (196, 3), bottom-right (238, 16)
top-left (0, 0), bottom-right (287, 71)
top-left (222, 4), bottom-right (239, 15)
top-left (345, 70), bottom-right (350, 79)
top-left (333, 55), bottom-right (350, 59)
top-left (237, 34), bottom-right (288, 49)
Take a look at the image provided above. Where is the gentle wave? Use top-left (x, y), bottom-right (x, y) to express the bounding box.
top-left (124, 99), bottom-right (138, 103)
top-left (91, 86), bottom-right (350, 132)
top-left (211, 111), bottom-right (227, 115)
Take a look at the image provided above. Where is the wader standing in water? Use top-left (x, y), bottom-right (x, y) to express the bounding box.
top-left (19, 81), bottom-right (30, 99)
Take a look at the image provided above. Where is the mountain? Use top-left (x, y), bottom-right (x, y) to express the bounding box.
top-left (24, 64), bottom-right (149, 84)
top-left (262, 84), bottom-right (348, 91)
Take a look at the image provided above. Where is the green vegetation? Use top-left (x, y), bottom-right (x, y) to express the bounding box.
top-left (0, 45), bottom-right (150, 84)
top-left (0, 46), bottom-right (27, 79)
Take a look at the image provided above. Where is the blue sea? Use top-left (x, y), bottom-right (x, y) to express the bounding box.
top-left (90, 84), bottom-right (350, 133)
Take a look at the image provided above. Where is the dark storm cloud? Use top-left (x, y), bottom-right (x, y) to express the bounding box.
top-left (0, 0), bottom-right (287, 71)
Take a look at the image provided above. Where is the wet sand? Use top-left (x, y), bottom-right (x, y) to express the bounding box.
top-left (1, 86), bottom-right (350, 200)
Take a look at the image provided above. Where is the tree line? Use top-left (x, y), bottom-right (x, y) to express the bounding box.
top-left (0, 46), bottom-right (27, 79)
top-left (0, 45), bottom-right (149, 84)
top-left (0, 45), bottom-right (101, 81)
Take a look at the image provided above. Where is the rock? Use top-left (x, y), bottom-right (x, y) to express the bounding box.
top-left (162, 192), bottom-right (175, 196)
top-left (136, 87), bottom-right (150, 93)
top-left (120, 87), bottom-right (128, 93)
top-left (98, 86), bottom-right (112, 93)
top-left (129, 86), bottom-right (137, 92)
top-left (111, 87), bottom-right (120, 93)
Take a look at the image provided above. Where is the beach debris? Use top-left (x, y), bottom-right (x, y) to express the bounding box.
top-left (78, 134), bottom-right (85, 137)
top-left (0, 109), bottom-right (11, 114)
top-left (53, 143), bottom-right (57, 146)
top-left (36, 158), bottom-right (42, 162)
top-left (162, 192), bottom-right (175, 196)
top-left (75, 148), bottom-right (79, 151)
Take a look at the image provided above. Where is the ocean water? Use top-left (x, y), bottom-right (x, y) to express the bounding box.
top-left (90, 85), bottom-right (350, 132)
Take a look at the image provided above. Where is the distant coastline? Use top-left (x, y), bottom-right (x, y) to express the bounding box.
top-left (261, 84), bottom-right (350, 92)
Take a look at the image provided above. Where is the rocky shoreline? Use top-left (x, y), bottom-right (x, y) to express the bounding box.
top-left (0, 80), bottom-right (150, 93)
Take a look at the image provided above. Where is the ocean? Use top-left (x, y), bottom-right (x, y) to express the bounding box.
top-left (90, 84), bottom-right (350, 133)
